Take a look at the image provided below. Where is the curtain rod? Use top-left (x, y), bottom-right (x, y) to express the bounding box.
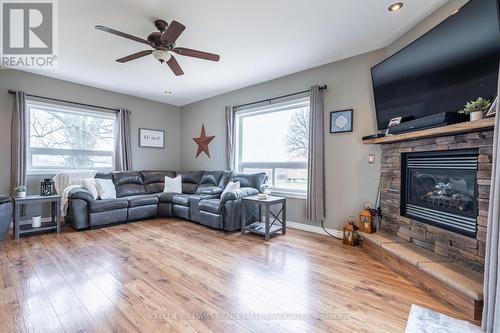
top-left (233, 85), bottom-right (327, 110)
top-left (7, 89), bottom-right (120, 112)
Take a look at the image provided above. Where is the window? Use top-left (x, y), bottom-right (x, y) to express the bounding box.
top-left (27, 100), bottom-right (116, 174)
top-left (235, 97), bottom-right (309, 196)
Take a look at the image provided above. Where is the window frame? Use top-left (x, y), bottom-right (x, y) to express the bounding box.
top-left (235, 97), bottom-right (310, 198)
top-left (26, 100), bottom-right (117, 175)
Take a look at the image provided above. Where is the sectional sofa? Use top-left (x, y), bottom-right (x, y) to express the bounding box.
top-left (65, 170), bottom-right (267, 231)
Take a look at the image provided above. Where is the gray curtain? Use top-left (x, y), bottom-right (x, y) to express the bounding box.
top-left (482, 71), bottom-right (500, 332)
top-left (115, 108), bottom-right (133, 171)
top-left (306, 85), bottom-right (325, 221)
top-left (10, 91), bottom-right (27, 195)
top-left (225, 106), bottom-right (235, 170)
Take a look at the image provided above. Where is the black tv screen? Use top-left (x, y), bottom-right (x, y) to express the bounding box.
top-left (371, 0), bottom-right (500, 130)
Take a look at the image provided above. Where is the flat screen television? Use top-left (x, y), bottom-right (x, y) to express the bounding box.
top-left (371, 0), bottom-right (500, 130)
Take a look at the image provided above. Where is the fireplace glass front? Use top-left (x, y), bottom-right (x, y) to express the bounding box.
top-left (401, 149), bottom-right (478, 237)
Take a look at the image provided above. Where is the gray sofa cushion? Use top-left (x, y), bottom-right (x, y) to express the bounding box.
top-left (142, 171), bottom-right (176, 194)
top-left (95, 171), bottom-right (112, 179)
top-left (200, 171), bottom-right (223, 186)
top-left (229, 172), bottom-right (267, 191)
top-left (218, 171), bottom-right (233, 189)
top-left (90, 199), bottom-right (129, 213)
top-left (199, 199), bottom-right (222, 214)
top-left (158, 192), bottom-right (176, 203)
top-left (178, 171), bottom-right (204, 194)
top-left (127, 194), bottom-right (159, 207)
top-left (113, 171), bottom-right (146, 198)
top-left (171, 194), bottom-right (191, 206)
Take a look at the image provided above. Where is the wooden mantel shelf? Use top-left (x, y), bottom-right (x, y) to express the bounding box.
top-left (362, 117), bottom-right (495, 144)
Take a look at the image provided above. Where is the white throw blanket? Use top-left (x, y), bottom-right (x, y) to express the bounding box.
top-left (53, 170), bottom-right (97, 216)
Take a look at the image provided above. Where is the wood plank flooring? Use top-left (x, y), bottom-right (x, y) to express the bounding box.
top-left (0, 218), bottom-right (467, 333)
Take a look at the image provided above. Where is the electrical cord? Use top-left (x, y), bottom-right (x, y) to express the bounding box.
top-left (321, 219), bottom-right (343, 240)
top-left (320, 173), bottom-right (383, 241)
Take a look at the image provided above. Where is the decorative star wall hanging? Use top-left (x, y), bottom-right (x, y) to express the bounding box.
top-left (193, 124), bottom-right (215, 158)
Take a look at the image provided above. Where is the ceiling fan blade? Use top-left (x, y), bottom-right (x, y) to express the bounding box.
top-left (166, 55), bottom-right (184, 76)
top-left (161, 20), bottom-right (185, 45)
top-left (116, 50), bottom-right (153, 63)
top-left (172, 47), bottom-right (220, 62)
top-left (95, 25), bottom-right (153, 46)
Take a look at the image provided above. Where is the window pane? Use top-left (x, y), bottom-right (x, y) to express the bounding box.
top-left (28, 104), bottom-right (116, 171)
top-left (32, 154), bottom-right (113, 169)
top-left (240, 106), bottom-right (309, 163)
top-left (29, 107), bottom-right (115, 151)
top-left (275, 168), bottom-right (307, 192)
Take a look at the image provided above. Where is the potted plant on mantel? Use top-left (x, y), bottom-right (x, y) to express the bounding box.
top-left (14, 186), bottom-right (26, 198)
top-left (459, 97), bottom-right (492, 122)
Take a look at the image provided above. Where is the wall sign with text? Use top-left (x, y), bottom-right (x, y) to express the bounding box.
top-left (139, 128), bottom-right (165, 148)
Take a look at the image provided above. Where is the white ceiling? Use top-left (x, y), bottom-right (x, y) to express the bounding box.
top-left (22, 0), bottom-right (448, 106)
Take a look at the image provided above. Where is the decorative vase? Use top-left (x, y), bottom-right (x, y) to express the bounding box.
top-left (16, 192), bottom-right (26, 198)
top-left (32, 216), bottom-right (42, 228)
top-left (470, 111), bottom-right (484, 122)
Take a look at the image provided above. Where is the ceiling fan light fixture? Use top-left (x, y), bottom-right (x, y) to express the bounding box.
top-left (152, 49), bottom-right (171, 63)
top-left (388, 2), bottom-right (403, 12)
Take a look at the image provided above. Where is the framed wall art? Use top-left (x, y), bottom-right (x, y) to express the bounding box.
top-left (330, 109), bottom-right (353, 133)
top-left (139, 128), bottom-right (165, 148)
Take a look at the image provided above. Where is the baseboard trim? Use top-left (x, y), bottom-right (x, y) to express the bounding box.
top-left (286, 221), bottom-right (343, 238)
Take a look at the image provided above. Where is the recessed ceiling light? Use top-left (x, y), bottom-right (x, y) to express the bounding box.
top-left (388, 2), bottom-right (403, 12)
top-left (164, 91), bottom-right (172, 95)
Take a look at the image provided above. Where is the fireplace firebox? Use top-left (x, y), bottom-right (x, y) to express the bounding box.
top-left (401, 149), bottom-right (478, 238)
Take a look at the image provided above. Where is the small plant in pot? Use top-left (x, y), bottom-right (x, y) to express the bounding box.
top-left (459, 97), bottom-right (492, 122)
top-left (14, 186), bottom-right (26, 198)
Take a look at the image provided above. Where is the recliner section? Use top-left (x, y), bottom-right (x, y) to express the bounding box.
top-left (65, 170), bottom-right (266, 232)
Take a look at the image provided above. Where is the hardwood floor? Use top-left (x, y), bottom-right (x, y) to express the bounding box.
top-left (0, 218), bottom-right (467, 333)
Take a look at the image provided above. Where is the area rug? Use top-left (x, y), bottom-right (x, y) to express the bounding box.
top-left (405, 304), bottom-right (482, 333)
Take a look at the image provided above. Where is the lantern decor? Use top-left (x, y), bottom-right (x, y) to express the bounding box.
top-left (343, 216), bottom-right (360, 246)
top-left (40, 178), bottom-right (55, 196)
top-left (359, 202), bottom-right (376, 234)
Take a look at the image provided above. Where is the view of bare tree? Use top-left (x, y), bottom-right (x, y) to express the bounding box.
top-left (286, 108), bottom-right (309, 158)
top-left (30, 109), bottom-right (115, 169)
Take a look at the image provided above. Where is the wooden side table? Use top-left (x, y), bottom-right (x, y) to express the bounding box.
top-left (13, 195), bottom-right (61, 240)
top-left (241, 195), bottom-right (286, 240)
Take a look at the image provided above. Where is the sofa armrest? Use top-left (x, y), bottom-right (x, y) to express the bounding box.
top-left (68, 188), bottom-right (95, 204)
top-left (221, 187), bottom-right (259, 205)
top-left (0, 195), bottom-right (11, 204)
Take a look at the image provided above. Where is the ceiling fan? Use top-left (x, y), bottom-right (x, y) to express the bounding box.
top-left (95, 19), bottom-right (220, 76)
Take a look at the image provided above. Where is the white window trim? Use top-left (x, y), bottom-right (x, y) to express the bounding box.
top-left (235, 97), bottom-right (310, 197)
top-left (26, 100), bottom-right (117, 175)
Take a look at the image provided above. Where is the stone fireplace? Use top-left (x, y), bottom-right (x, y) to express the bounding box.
top-left (380, 130), bottom-right (493, 272)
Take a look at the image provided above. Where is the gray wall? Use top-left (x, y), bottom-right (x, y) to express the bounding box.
top-left (0, 69), bottom-right (181, 196)
top-left (180, 50), bottom-right (385, 229)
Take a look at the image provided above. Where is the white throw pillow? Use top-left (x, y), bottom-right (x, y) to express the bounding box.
top-left (221, 181), bottom-right (240, 198)
top-left (81, 178), bottom-right (99, 200)
top-left (164, 175), bottom-right (182, 193)
top-left (94, 179), bottom-right (116, 200)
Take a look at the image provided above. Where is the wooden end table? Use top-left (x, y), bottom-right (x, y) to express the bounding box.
top-left (241, 195), bottom-right (286, 240)
top-left (13, 195), bottom-right (61, 240)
